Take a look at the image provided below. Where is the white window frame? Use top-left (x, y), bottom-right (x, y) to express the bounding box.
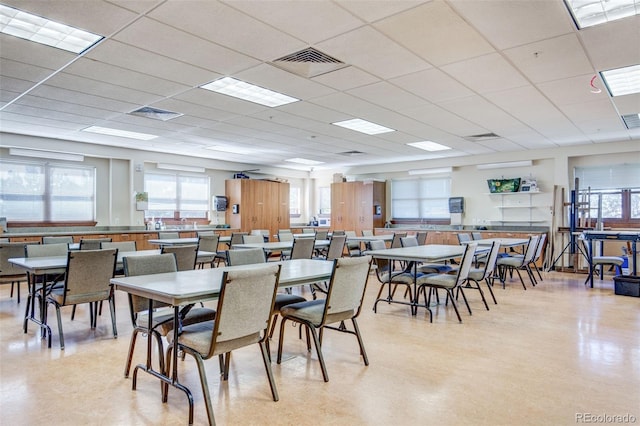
top-left (144, 172), bottom-right (210, 219)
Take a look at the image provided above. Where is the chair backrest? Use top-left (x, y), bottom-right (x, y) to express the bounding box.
top-left (158, 232), bottom-right (180, 240)
top-left (290, 237), bottom-right (315, 260)
top-left (226, 248), bottom-right (266, 266)
top-left (242, 234), bottom-right (264, 244)
top-left (481, 241), bottom-right (502, 279)
top-left (416, 231), bottom-right (428, 245)
top-left (332, 230), bottom-right (346, 236)
top-left (60, 249), bottom-right (117, 306)
top-left (533, 233), bottom-right (547, 261)
top-left (302, 228), bottom-right (315, 234)
top-left (455, 242), bottom-right (477, 285)
top-left (161, 245), bottom-right (198, 271)
top-left (197, 231), bottom-right (215, 237)
top-left (400, 236), bottom-right (419, 248)
top-left (368, 240), bottom-right (391, 276)
top-left (315, 230), bottom-right (329, 240)
top-left (361, 230), bottom-right (374, 237)
top-left (0, 242), bottom-right (31, 277)
top-left (323, 256), bottom-right (372, 323)
top-left (344, 230), bottom-right (359, 249)
top-left (325, 235), bottom-right (346, 260)
top-left (197, 235), bottom-right (219, 253)
top-left (456, 233), bottom-right (472, 244)
top-left (205, 263), bottom-right (281, 359)
top-left (522, 236), bottom-right (539, 264)
top-left (123, 253), bottom-right (178, 313)
top-left (278, 231), bottom-right (293, 242)
top-left (230, 232), bottom-right (248, 247)
top-left (472, 232), bottom-right (483, 240)
top-left (42, 236), bottom-right (73, 245)
top-left (26, 243), bottom-right (68, 257)
top-left (80, 237), bottom-right (112, 250)
top-left (391, 232), bottom-right (406, 248)
top-left (101, 241), bottom-right (137, 252)
top-left (251, 229), bottom-right (269, 241)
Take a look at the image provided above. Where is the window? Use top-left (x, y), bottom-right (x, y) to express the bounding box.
top-left (290, 187), bottom-right (301, 216)
top-left (144, 173), bottom-right (209, 219)
top-left (319, 186), bottom-right (331, 215)
top-left (0, 160), bottom-right (95, 221)
top-left (574, 164), bottom-right (640, 226)
top-left (391, 177), bottom-right (451, 220)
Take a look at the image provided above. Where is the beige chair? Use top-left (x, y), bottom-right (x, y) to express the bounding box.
top-left (0, 242), bottom-right (30, 303)
top-left (42, 236), bottom-right (73, 245)
top-left (462, 241), bottom-right (502, 310)
top-left (195, 235), bottom-right (219, 269)
top-left (46, 249), bottom-right (118, 349)
top-left (456, 233), bottom-right (472, 244)
top-left (361, 230), bottom-right (374, 237)
top-left (472, 232), bottom-right (483, 240)
top-left (415, 242), bottom-right (478, 323)
top-left (315, 230), bottom-right (329, 240)
top-left (79, 237), bottom-right (112, 250)
top-left (251, 229), bottom-right (270, 241)
top-left (158, 232), bottom-right (180, 240)
top-left (197, 231), bottom-right (215, 237)
top-left (277, 256), bottom-right (372, 382)
top-left (371, 240), bottom-right (416, 313)
top-left (166, 263), bottom-right (282, 426)
top-left (497, 236), bottom-right (539, 290)
top-left (102, 241), bottom-right (137, 275)
top-left (161, 245), bottom-right (198, 271)
top-left (344, 230), bottom-right (362, 256)
top-left (324, 235), bottom-right (346, 260)
top-left (582, 238), bottom-right (624, 285)
top-left (242, 234), bottom-right (264, 244)
top-left (229, 232), bottom-right (248, 248)
top-left (416, 231), bottom-right (428, 245)
top-left (277, 230), bottom-right (293, 259)
top-left (122, 253), bottom-right (216, 377)
top-left (226, 247), bottom-right (266, 265)
top-left (289, 237), bottom-right (315, 260)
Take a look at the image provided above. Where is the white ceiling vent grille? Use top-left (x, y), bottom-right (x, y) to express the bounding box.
top-left (621, 114), bottom-right (640, 129)
top-left (129, 106), bottom-right (183, 121)
top-left (464, 132), bottom-right (501, 142)
top-left (271, 47), bottom-right (348, 78)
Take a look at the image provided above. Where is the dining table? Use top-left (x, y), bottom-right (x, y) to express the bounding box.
top-left (581, 230), bottom-right (640, 287)
top-left (148, 236), bottom-right (231, 246)
top-left (233, 239), bottom-right (330, 251)
top-left (366, 244), bottom-right (487, 318)
top-left (110, 258), bottom-right (334, 425)
top-left (9, 249), bottom-right (215, 346)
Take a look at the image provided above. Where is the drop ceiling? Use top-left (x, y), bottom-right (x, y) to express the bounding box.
top-left (0, 0), bottom-right (638, 172)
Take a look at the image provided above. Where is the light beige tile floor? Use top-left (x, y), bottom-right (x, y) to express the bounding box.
top-left (1, 269), bottom-right (638, 425)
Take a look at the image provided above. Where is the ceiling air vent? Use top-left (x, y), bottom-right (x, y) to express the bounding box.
top-left (129, 106), bottom-right (183, 121)
top-left (464, 132), bottom-right (501, 142)
top-left (339, 150), bottom-right (365, 156)
top-left (622, 114), bottom-right (640, 129)
top-left (271, 47), bottom-right (348, 78)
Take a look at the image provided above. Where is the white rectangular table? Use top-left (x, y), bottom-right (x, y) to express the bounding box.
top-left (346, 235), bottom-right (393, 243)
top-left (110, 258), bottom-right (334, 424)
top-left (233, 240), bottom-right (329, 251)
top-left (366, 244), bottom-right (487, 318)
top-left (148, 236), bottom-right (231, 246)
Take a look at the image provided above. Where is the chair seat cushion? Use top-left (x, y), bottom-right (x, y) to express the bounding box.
top-left (497, 257), bottom-right (523, 267)
top-left (416, 273), bottom-right (457, 289)
top-left (48, 286), bottom-right (110, 305)
top-left (418, 264), bottom-right (453, 274)
top-left (592, 256), bottom-right (624, 266)
top-left (280, 299), bottom-right (354, 326)
top-left (377, 271), bottom-right (414, 284)
top-left (273, 293), bottom-right (307, 312)
top-left (167, 320), bottom-right (260, 356)
top-left (467, 268), bottom-right (486, 281)
top-left (138, 307), bottom-right (217, 336)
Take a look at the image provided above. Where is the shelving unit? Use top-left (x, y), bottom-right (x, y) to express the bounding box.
top-left (487, 191), bottom-right (549, 225)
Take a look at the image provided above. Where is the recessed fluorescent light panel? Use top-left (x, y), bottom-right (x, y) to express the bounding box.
top-left (564, 0), bottom-right (639, 29)
top-left (200, 77), bottom-right (299, 107)
top-left (0, 4), bottom-right (103, 54)
top-left (82, 126), bottom-right (158, 141)
top-left (332, 119), bottom-right (395, 135)
top-left (407, 141), bottom-right (451, 151)
top-left (284, 158), bottom-right (324, 165)
top-left (601, 64), bottom-right (640, 96)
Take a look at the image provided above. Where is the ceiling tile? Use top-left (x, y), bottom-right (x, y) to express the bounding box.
top-left (347, 81), bottom-right (428, 111)
top-left (311, 66), bottom-right (380, 91)
top-left (579, 16), bottom-right (640, 71)
top-left (336, 0), bottom-right (426, 23)
top-left (441, 53), bottom-right (529, 94)
top-left (389, 68), bottom-right (474, 103)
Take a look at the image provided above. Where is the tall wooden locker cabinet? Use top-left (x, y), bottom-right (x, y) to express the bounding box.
top-left (331, 181), bottom-right (385, 234)
top-left (225, 179), bottom-right (290, 239)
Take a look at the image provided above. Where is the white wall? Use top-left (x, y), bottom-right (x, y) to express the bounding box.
top-left (2, 133), bottom-right (638, 227)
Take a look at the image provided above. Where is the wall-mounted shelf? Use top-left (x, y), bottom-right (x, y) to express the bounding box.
top-left (487, 192), bottom-right (549, 225)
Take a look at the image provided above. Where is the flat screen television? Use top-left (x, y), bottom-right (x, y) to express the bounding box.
top-left (487, 178), bottom-right (521, 193)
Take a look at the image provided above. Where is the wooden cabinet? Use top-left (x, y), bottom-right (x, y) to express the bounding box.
top-left (225, 179), bottom-right (290, 239)
top-left (331, 181), bottom-right (385, 235)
